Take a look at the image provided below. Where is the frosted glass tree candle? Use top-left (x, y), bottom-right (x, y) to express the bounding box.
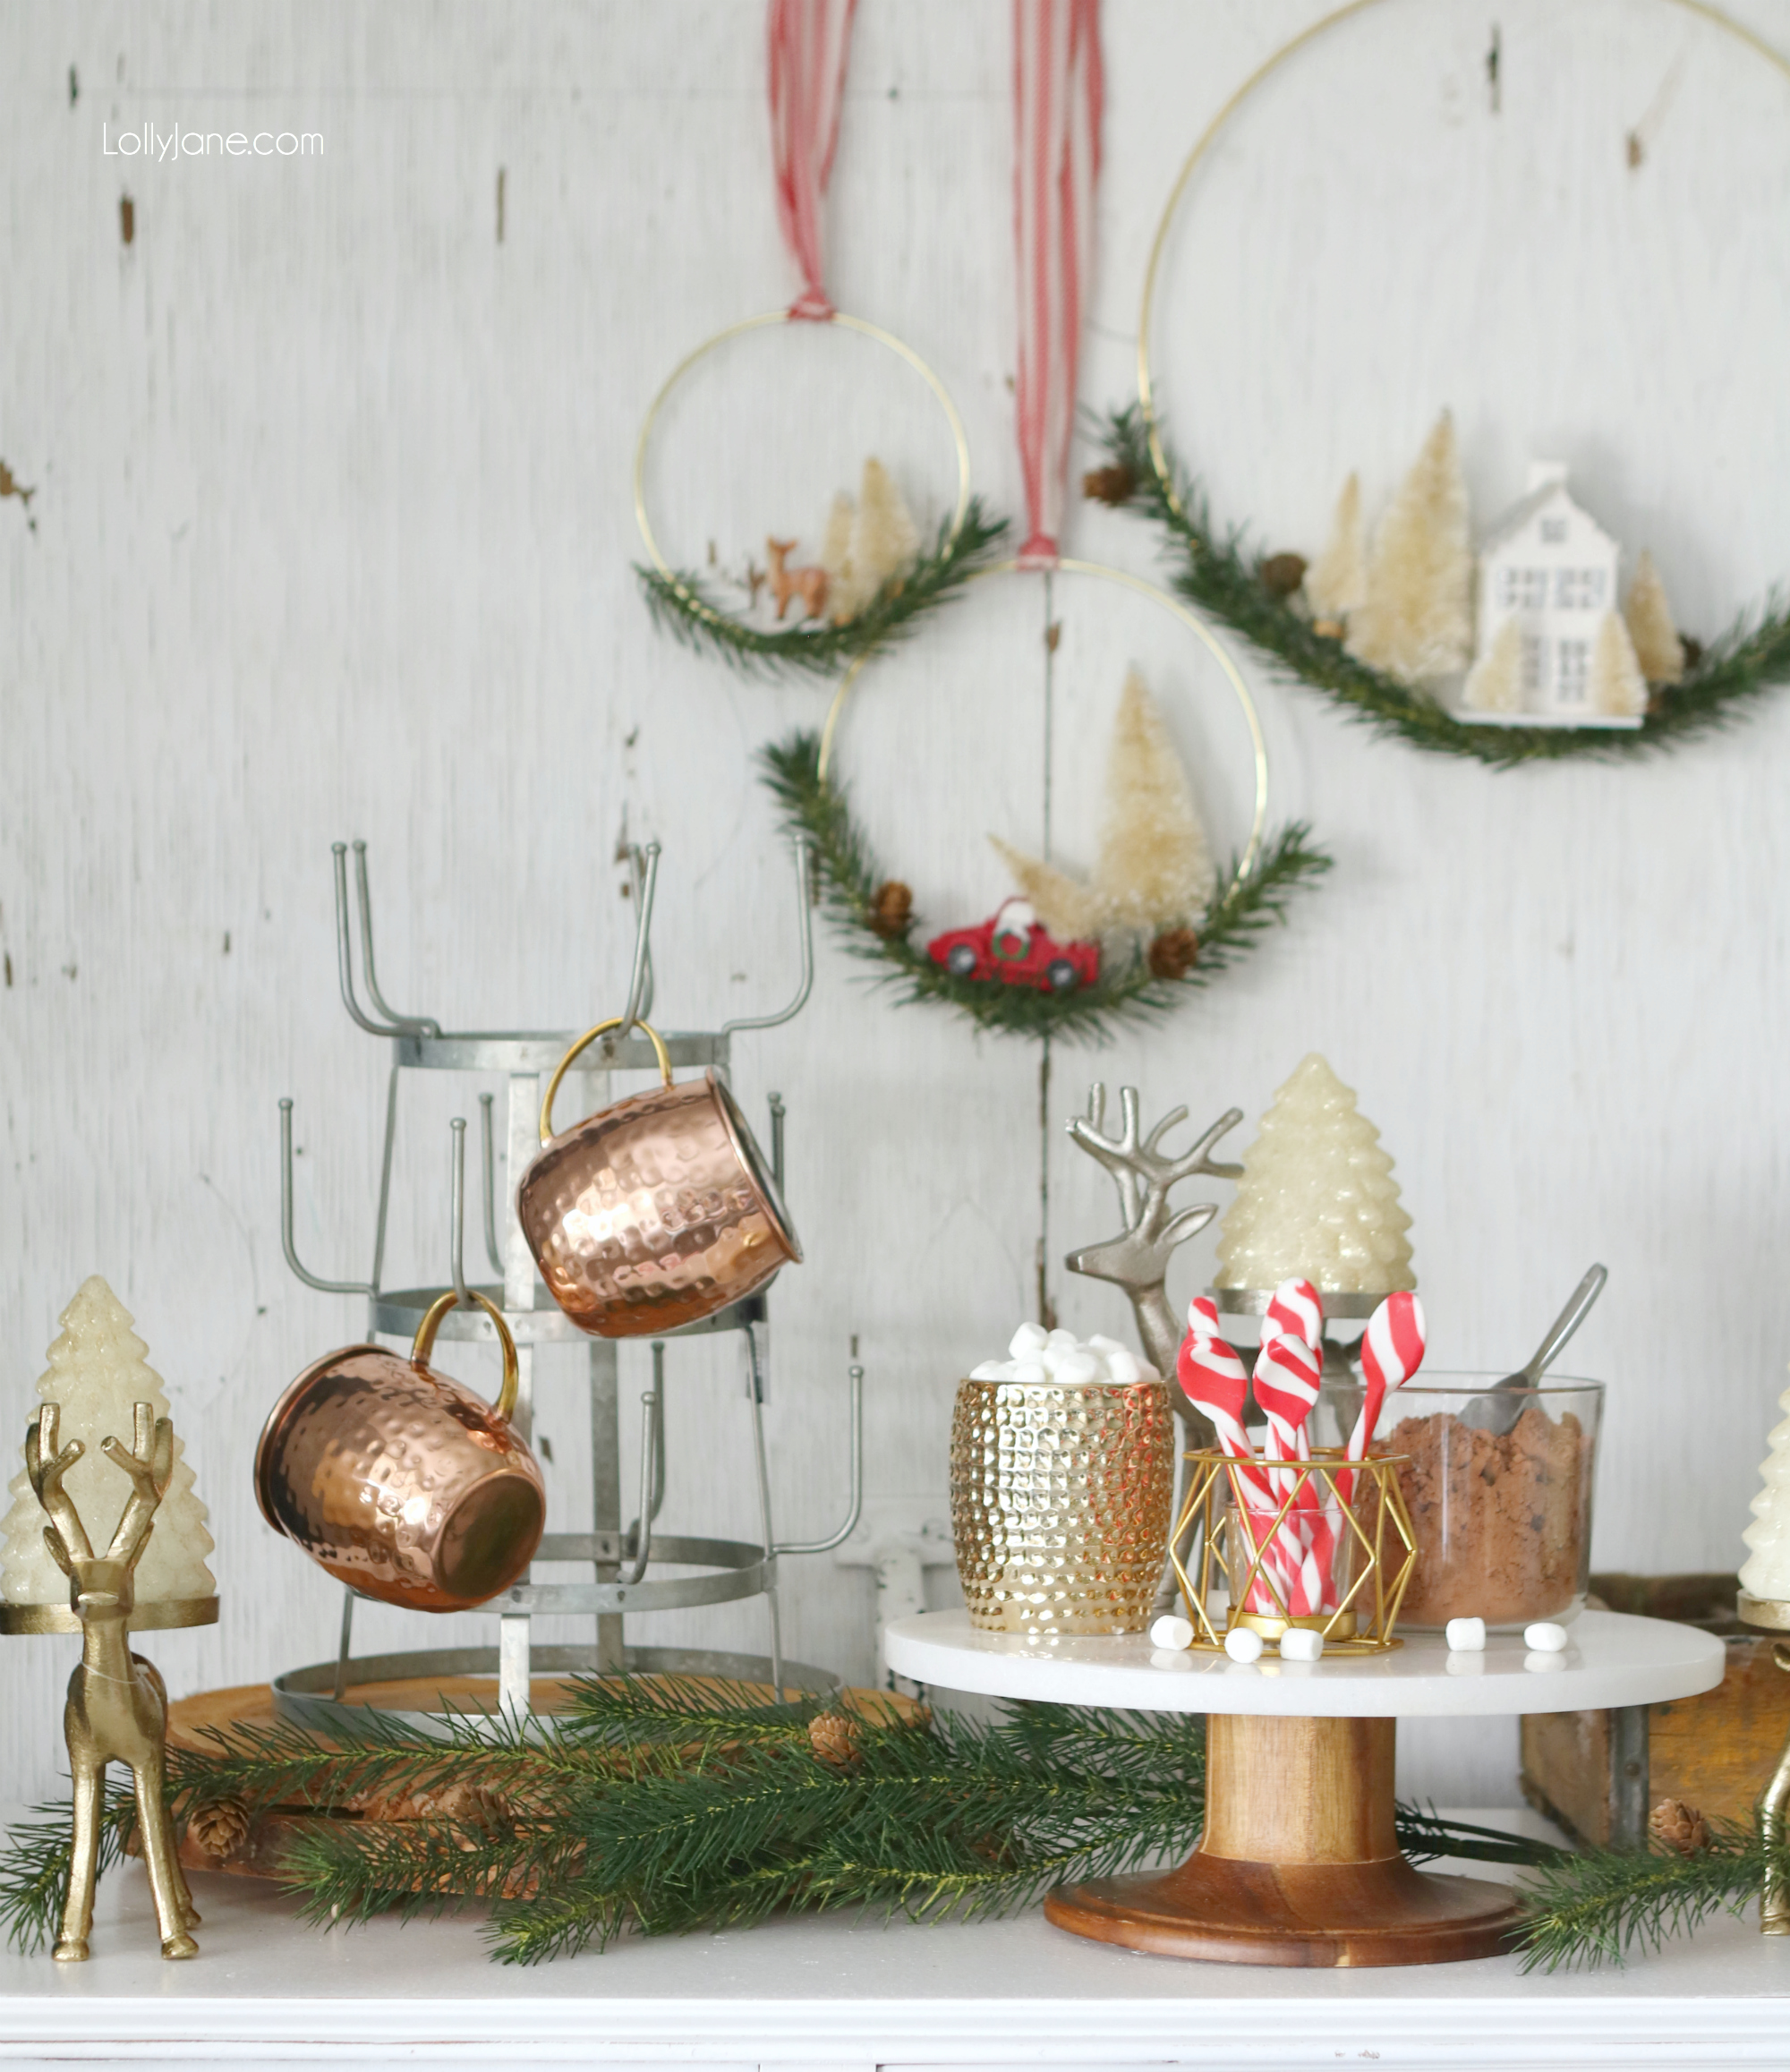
top-left (1, 1277), bottom-right (216, 1608)
top-left (1740, 1384), bottom-right (1790, 1603)
top-left (1215, 1054), bottom-right (1415, 1294)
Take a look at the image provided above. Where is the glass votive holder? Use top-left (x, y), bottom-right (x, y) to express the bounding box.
top-left (1325, 1376), bottom-right (1605, 1633)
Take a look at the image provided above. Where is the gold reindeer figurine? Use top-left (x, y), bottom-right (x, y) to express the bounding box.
top-left (27, 1402), bottom-right (200, 1961)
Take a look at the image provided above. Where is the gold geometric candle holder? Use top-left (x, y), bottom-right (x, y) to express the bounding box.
top-left (1171, 1448), bottom-right (1417, 1654)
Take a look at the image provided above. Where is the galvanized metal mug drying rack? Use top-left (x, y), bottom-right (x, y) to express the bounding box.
top-left (274, 836), bottom-right (861, 1731)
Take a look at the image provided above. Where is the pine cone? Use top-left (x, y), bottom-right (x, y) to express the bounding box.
top-left (1147, 927), bottom-right (1200, 980)
top-left (1680, 635), bottom-right (1704, 671)
top-left (186, 1798), bottom-right (251, 1863)
top-left (1081, 463), bottom-right (1136, 507)
top-left (868, 880), bottom-right (914, 939)
top-left (807, 1711), bottom-right (861, 1769)
top-left (405, 1781), bottom-right (509, 1829)
top-left (1260, 552), bottom-right (1308, 598)
top-left (1649, 1798), bottom-right (1710, 1855)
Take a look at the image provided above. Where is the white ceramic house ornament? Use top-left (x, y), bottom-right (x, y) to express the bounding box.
top-left (1462, 463), bottom-right (1641, 729)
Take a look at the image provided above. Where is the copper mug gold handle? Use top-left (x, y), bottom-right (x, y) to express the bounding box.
top-left (412, 1289), bottom-right (522, 1425)
top-left (538, 1016), bottom-right (675, 1147)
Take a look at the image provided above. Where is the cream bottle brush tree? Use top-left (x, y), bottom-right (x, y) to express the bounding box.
top-left (818, 456), bottom-right (921, 624)
top-left (1, 1278), bottom-right (215, 1612)
top-left (1305, 472), bottom-right (1367, 634)
top-left (1344, 411), bottom-right (1473, 686)
top-left (1215, 1054), bottom-right (1415, 1295)
top-left (992, 669), bottom-right (1217, 951)
top-left (1623, 550), bottom-right (1686, 686)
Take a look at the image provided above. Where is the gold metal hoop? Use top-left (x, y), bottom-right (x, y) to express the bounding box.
top-left (540, 1016), bottom-right (675, 1147)
top-left (634, 309), bottom-right (974, 625)
top-left (816, 559), bottom-right (1269, 884)
top-left (412, 1290), bottom-right (522, 1425)
top-left (1137, 0), bottom-right (1790, 516)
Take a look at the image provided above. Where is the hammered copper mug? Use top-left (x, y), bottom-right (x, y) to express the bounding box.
top-left (517, 1015), bottom-right (800, 1337)
top-left (254, 1291), bottom-right (545, 1612)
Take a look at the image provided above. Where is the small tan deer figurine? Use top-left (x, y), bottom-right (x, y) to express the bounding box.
top-left (27, 1402), bottom-right (200, 1962)
top-left (764, 537), bottom-right (829, 621)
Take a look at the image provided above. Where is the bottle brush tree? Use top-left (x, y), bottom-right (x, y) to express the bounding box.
top-left (1624, 550), bottom-right (1686, 684)
top-left (1305, 472), bottom-right (1368, 627)
top-left (1347, 412), bottom-right (1473, 686)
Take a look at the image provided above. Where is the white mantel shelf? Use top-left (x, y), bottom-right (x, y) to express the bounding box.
top-left (0, 1844), bottom-right (1786, 2071)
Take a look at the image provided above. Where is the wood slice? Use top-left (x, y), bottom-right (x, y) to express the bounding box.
top-left (162, 1676), bottom-right (916, 1883)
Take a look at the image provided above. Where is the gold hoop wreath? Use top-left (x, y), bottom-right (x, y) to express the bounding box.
top-left (1090, 0), bottom-right (1790, 768)
top-left (759, 559), bottom-right (1328, 1044)
top-left (633, 308), bottom-right (1004, 679)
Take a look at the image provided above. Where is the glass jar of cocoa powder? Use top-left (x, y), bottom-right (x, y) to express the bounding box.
top-left (1323, 1376), bottom-right (1603, 1632)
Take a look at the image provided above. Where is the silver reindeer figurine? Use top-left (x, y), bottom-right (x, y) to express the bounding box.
top-left (28, 1403), bottom-right (200, 1962)
top-left (1064, 1084), bottom-right (1243, 1447)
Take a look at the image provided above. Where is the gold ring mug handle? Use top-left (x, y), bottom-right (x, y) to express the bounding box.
top-left (538, 1016), bottom-right (675, 1146)
top-left (412, 1289), bottom-right (522, 1425)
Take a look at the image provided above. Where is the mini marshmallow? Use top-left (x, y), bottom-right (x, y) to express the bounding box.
top-left (1149, 1614), bottom-right (1195, 1651)
top-left (1524, 1622), bottom-right (1568, 1653)
top-left (1445, 1617), bottom-right (1487, 1652)
top-left (1223, 1625), bottom-right (1265, 1663)
top-left (1279, 1627), bottom-right (1325, 1662)
top-left (983, 1324), bottom-right (1157, 1392)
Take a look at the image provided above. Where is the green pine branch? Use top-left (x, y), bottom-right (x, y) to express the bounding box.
top-left (0, 1682), bottom-right (1572, 1968)
top-left (637, 502), bottom-right (1009, 682)
top-left (757, 728), bottom-right (1329, 1044)
top-left (1513, 1820), bottom-right (1765, 1972)
top-left (0, 1777), bottom-right (137, 1955)
top-left (1097, 405), bottom-right (1790, 767)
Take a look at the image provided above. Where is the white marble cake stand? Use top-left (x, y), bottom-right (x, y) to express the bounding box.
top-left (884, 1608), bottom-right (1724, 1970)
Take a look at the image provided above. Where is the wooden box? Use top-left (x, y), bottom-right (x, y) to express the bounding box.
top-left (1519, 1573), bottom-right (1790, 1846)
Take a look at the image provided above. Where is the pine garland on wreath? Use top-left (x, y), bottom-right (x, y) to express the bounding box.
top-left (1092, 406), bottom-right (1790, 769)
top-left (757, 729), bottom-right (1330, 1043)
top-left (637, 502), bottom-right (1009, 682)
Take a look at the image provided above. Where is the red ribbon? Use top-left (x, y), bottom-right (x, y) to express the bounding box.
top-left (1012, 0), bottom-right (1103, 567)
top-left (767, 0), bottom-right (859, 321)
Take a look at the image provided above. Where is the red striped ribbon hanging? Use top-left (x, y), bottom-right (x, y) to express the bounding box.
top-left (767, 0), bottom-right (860, 320)
top-left (1012, 0), bottom-right (1104, 566)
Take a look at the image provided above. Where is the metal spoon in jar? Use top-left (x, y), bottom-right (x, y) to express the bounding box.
top-left (1464, 1265), bottom-right (1608, 1437)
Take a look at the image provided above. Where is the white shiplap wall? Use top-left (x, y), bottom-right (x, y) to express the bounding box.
top-left (3, 0), bottom-right (1789, 1812)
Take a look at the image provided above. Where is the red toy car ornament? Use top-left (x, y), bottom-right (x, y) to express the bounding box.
top-left (927, 899), bottom-right (1100, 993)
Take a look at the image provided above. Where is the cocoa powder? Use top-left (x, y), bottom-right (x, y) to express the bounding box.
top-left (1386, 1406), bottom-right (1589, 1628)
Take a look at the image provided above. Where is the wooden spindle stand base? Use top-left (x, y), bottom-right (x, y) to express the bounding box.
top-left (1044, 1714), bottom-right (1523, 1968)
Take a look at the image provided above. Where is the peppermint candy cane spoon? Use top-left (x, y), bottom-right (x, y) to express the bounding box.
top-left (1252, 1334), bottom-right (1325, 1615)
top-left (1261, 1277), bottom-right (1324, 1353)
top-left (1177, 1325), bottom-right (1282, 1609)
top-left (1346, 1291), bottom-right (1428, 1479)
